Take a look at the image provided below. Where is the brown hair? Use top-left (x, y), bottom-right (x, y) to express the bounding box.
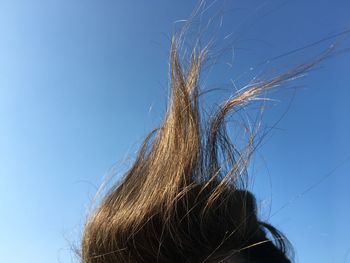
top-left (80, 23), bottom-right (331, 262)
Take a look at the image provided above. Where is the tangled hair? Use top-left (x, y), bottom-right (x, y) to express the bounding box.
top-left (81, 29), bottom-right (330, 262)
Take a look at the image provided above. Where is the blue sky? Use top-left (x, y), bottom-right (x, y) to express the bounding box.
top-left (0, 0), bottom-right (349, 262)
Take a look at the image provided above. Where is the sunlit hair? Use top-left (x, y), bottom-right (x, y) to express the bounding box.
top-left (80, 23), bottom-right (331, 262)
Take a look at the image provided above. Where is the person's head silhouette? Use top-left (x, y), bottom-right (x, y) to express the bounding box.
top-left (78, 33), bottom-right (317, 262)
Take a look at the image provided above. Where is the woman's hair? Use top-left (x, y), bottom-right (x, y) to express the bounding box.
top-left (80, 21), bottom-right (330, 262)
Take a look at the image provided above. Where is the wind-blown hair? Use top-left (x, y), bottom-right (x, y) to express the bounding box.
top-left (81, 32), bottom-right (327, 262)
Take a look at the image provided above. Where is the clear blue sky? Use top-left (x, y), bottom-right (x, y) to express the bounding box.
top-left (0, 0), bottom-right (349, 262)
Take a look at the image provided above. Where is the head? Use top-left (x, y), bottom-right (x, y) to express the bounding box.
top-left (80, 33), bottom-right (320, 262)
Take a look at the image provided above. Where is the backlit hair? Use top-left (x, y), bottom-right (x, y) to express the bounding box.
top-left (80, 25), bottom-right (330, 262)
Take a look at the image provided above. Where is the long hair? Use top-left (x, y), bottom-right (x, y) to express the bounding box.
top-left (80, 20), bottom-right (332, 262)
